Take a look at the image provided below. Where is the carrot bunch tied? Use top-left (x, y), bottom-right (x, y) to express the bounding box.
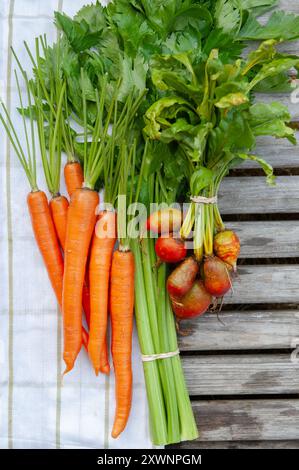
top-left (2, 37), bottom-right (144, 442)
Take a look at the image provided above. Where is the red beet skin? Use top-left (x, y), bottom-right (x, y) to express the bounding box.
top-left (213, 230), bottom-right (240, 270)
top-left (167, 257), bottom-right (199, 298)
top-left (203, 255), bottom-right (231, 297)
top-left (155, 236), bottom-right (187, 263)
top-left (171, 280), bottom-right (212, 319)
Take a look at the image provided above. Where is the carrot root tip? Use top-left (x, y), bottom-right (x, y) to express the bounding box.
top-left (111, 429), bottom-right (121, 439)
top-left (100, 364), bottom-right (110, 375)
top-left (111, 419), bottom-right (127, 439)
top-left (63, 363), bottom-right (74, 376)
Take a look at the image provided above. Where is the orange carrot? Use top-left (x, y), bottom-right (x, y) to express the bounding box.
top-left (82, 328), bottom-right (89, 352)
top-left (28, 190), bottom-right (64, 306)
top-left (49, 195), bottom-right (69, 248)
top-left (82, 278), bottom-right (91, 326)
top-left (110, 248), bottom-right (135, 439)
top-left (49, 192), bottom-right (92, 328)
top-left (62, 188), bottom-right (99, 373)
top-left (84, 277), bottom-right (110, 376)
top-left (88, 210), bottom-right (117, 375)
top-left (28, 190), bottom-right (89, 350)
top-left (100, 342), bottom-right (110, 375)
top-left (64, 161), bottom-right (84, 197)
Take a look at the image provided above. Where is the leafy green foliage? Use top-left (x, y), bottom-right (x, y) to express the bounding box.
top-left (249, 56), bottom-right (299, 90)
top-left (143, 35), bottom-right (297, 193)
top-left (238, 1), bottom-right (278, 17)
top-left (239, 11), bottom-right (299, 41)
top-left (253, 72), bottom-right (293, 93)
top-left (55, 12), bottom-right (104, 52)
top-left (190, 167), bottom-right (214, 194)
top-left (74, 2), bottom-right (107, 31)
top-left (248, 102), bottom-right (296, 143)
top-left (238, 153), bottom-right (275, 185)
top-left (214, 0), bottom-right (240, 33)
top-left (23, 0), bottom-right (299, 191)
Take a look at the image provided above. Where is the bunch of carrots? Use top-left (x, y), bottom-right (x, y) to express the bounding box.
top-left (0, 46), bottom-right (140, 439)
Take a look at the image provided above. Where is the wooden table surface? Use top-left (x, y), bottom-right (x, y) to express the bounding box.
top-left (171, 0), bottom-right (299, 449)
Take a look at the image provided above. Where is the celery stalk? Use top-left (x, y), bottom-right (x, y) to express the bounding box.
top-left (133, 235), bottom-right (198, 445)
top-left (131, 239), bottom-right (168, 445)
top-left (156, 260), bottom-right (180, 443)
top-left (141, 238), bottom-right (180, 443)
top-left (165, 294), bottom-right (199, 442)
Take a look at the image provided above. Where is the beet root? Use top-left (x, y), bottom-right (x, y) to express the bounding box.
top-left (167, 257), bottom-right (199, 298)
top-left (203, 255), bottom-right (232, 297)
top-left (213, 230), bottom-right (240, 271)
top-left (155, 236), bottom-right (187, 263)
top-left (171, 280), bottom-right (212, 319)
top-left (147, 208), bottom-right (182, 235)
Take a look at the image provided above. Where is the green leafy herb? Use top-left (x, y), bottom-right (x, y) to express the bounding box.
top-left (239, 11), bottom-right (299, 41)
top-left (55, 12), bottom-right (104, 52)
top-left (249, 102), bottom-right (296, 143)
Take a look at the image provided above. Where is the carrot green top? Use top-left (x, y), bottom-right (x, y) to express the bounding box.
top-left (0, 70), bottom-right (38, 192)
top-left (1, 42), bottom-right (67, 197)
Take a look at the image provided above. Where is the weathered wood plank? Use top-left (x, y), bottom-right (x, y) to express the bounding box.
top-left (229, 221), bottom-right (299, 258)
top-left (178, 310), bottom-right (299, 351)
top-left (169, 401), bottom-right (299, 447)
top-left (177, 400), bottom-right (299, 443)
top-left (236, 135), bottom-right (299, 169)
top-left (277, 40), bottom-right (299, 56)
top-left (182, 354), bottom-right (299, 395)
top-left (219, 176), bottom-right (299, 214)
top-left (170, 440), bottom-right (299, 449)
top-left (226, 265), bottom-right (299, 304)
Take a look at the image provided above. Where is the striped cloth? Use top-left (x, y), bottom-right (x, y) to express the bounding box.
top-left (0, 0), bottom-right (154, 449)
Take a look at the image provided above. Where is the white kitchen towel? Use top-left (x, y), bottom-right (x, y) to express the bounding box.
top-left (0, 0), bottom-right (154, 449)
